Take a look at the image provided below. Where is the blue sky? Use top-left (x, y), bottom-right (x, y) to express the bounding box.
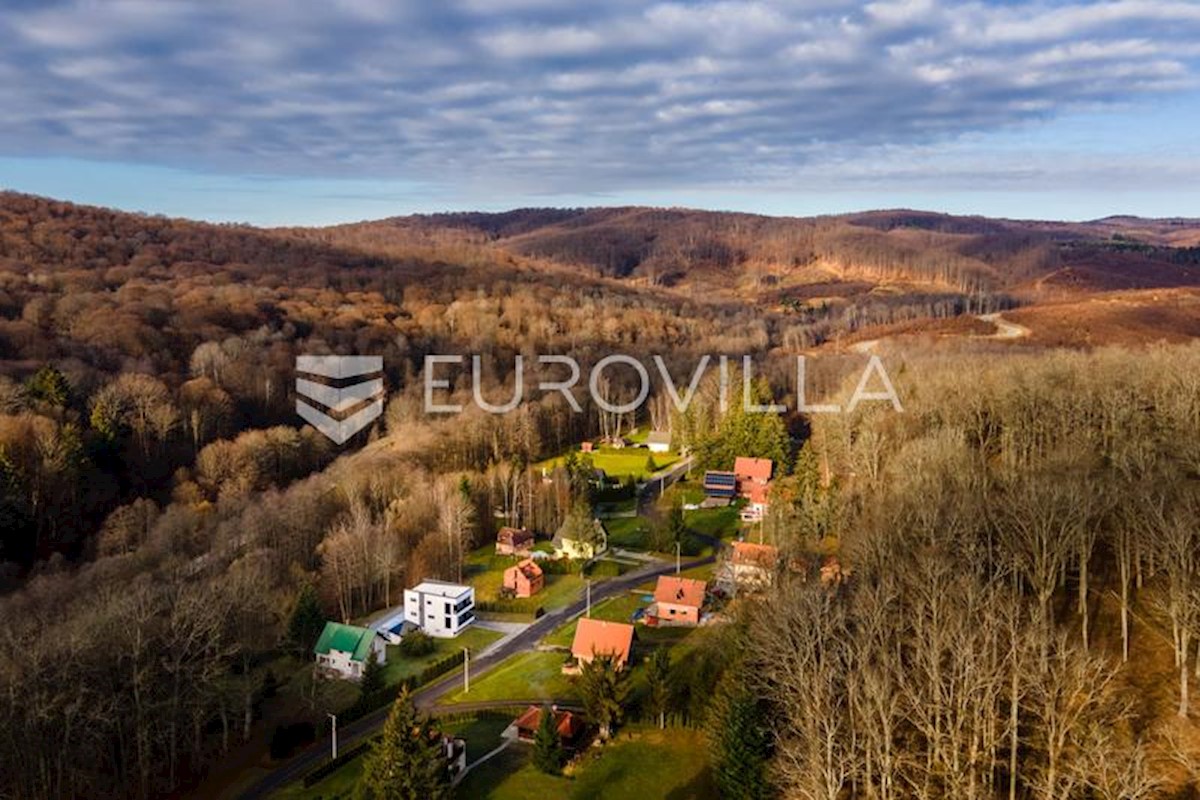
top-left (2, 0), bottom-right (1200, 225)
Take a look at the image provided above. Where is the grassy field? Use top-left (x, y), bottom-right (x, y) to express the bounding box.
top-left (605, 516), bottom-right (653, 549)
top-left (381, 626), bottom-right (503, 686)
top-left (465, 545), bottom-right (588, 615)
top-left (685, 505), bottom-right (743, 541)
top-left (455, 725), bottom-right (715, 800)
top-left (536, 446), bottom-right (680, 482)
top-left (439, 651), bottom-right (579, 704)
top-left (541, 593), bottom-right (650, 648)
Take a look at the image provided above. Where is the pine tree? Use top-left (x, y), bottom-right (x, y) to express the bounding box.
top-left (532, 706), bottom-right (565, 774)
top-left (287, 584), bottom-right (326, 654)
top-left (706, 675), bottom-right (772, 800)
top-left (357, 687), bottom-right (451, 800)
top-left (578, 654), bottom-right (629, 741)
top-left (645, 647), bottom-right (671, 729)
top-left (359, 650), bottom-right (385, 700)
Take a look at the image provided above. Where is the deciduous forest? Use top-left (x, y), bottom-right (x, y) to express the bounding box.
top-left (1, 192), bottom-right (1200, 798)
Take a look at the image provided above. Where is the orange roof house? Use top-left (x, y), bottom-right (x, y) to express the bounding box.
top-left (734, 457), bottom-right (773, 486)
top-left (514, 705), bottom-right (587, 748)
top-left (568, 618), bottom-right (635, 671)
top-left (503, 559), bottom-right (545, 599)
top-left (495, 527), bottom-right (535, 556)
top-left (649, 575), bottom-right (706, 626)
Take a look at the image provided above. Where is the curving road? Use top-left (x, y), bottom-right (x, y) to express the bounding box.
top-left (237, 552), bottom-right (715, 799)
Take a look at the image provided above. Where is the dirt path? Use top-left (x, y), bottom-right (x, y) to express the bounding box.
top-left (977, 311), bottom-right (1032, 340)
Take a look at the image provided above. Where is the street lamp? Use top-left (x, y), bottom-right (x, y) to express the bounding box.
top-left (327, 713), bottom-right (337, 761)
top-left (463, 647), bottom-right (470, 693)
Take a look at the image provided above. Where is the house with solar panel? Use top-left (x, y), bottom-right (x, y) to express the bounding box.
top-left (702, 470), bottom-right (737, 506)
top-left (313, 621), bottom-right (387, 680)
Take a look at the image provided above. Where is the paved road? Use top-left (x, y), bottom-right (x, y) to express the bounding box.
top-left (236, 553), bottom-right (714, 799)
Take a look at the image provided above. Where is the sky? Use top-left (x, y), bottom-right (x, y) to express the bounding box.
top-left (2, 0), bottom-right (1200, 225)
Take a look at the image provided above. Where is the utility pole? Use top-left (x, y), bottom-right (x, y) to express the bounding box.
top-left (676, 541), bottom-right (681, 575)
top-left (327, 713), bottom-right (338, 761)
top-left (586, 579), bottom-right (592, 617)
top-left (463, 648), bottom-right (470, 693)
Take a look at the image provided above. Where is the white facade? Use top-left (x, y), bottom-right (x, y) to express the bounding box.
top-left (314, 636), bottom-right (386, 681)
top-left (404, 580), bottom-right (476, 638)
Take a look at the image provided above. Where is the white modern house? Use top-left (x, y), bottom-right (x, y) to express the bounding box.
top-left (404, 580), bottom-right (476, 638)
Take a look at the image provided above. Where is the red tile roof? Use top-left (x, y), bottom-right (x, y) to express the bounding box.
top-left (514, 706), bottom-right (586, 741)
top-left (516, 559), bottom-right (543, 580)
top-left (734, 457), bottom-right (773, 483)
top-left (744, 481), bottom-right (772, 505)
top-left (731, 541), bottom-right (779, 569)
top-left (571, 618), bottom-right (635, 666)
top-left (653, 576), bottom-right (706, 609)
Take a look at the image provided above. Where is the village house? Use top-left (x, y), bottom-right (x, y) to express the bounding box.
top-left (553, 517), bottom-right (608, 560)
top-left (733, 456), bottom-right (774, 491)
top-left (503, 559), bottom-right (545, 598)
top-left (739, 481), bottom-right (771, 522)
top-left (565, 617), bottom-right (635, 673)
top-left (403, 580), bottom-right (475, 638)
top-left (645, 430), bottom-right (672, 453)
top-left (648, 575), bottom-right (706, 626)
top-left (513, 705), bottom-right (587, 750)
top-left (313, 621), bottom-right (387, 681)
top-left (495, 526), bottom-right (535, 556)
top-left (724, 540), bottom-right (780, 591)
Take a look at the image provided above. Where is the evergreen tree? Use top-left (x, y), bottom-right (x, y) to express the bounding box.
top-left (287, 584), bottom-right (326, 654)
top-left (531, 705), bottom-right (565, 774)
top-left (357, 687), bottom-right (451, 800)
top-left (706, 675), bottom-right (773, 800)
top-left (694, 378), bottom-right (790, 472)
top-left (359, 649), bottom-right (385, 700)
top-left (645, 647), bottom-right (671, 729)
top-left (667, 499), bottom-right (686, 544)
top-left (25, 365), bottom-right (71, 409)
top-left (578, 654), bottom-right (629, 741)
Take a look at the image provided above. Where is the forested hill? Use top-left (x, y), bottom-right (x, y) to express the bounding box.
top-left (309, 205), bottom-right (1200, 296)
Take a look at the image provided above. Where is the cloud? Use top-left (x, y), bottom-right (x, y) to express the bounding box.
top-left (0, 0), bottom-right (1198, 195)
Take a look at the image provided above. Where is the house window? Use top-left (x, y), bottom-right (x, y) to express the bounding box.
top-left (444, 616), bottom-right (451, 629)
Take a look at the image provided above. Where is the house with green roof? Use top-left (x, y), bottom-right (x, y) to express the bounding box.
top-left (313, 621), bottom-right (387, 680)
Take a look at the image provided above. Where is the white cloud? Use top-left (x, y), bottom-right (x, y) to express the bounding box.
top-left (0, 0), bottom-right (1197, 195)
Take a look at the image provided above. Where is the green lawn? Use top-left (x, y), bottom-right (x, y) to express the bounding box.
top-left (439, 651), bottom-right (579, 705)
top-left (465, 545), bottom-right (588, 616)
top-left (536, 446), bottom-right (680, 482)
top-left (381, 626), bottom-right (503, 686)
top-left (605, 516), bottom-right (653, 549)
top-left (455, 746), bottom-right (571, 800)
top-left (685, 505), bottom-right (743, 541)
top-left (542, 594), bottom-right (651, 648)
top-left (455, 726), bottom-right (716, 800)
